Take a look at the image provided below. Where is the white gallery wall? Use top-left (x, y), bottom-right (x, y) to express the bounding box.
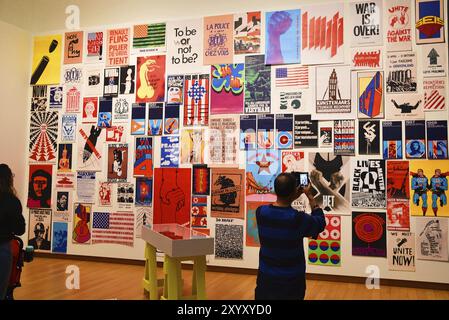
top-left (0, 0), bottom-right (448, 285)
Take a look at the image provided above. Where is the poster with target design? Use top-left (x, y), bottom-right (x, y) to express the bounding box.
top-left (308, 215), bottom-right (341, 266)
top-left (29, 112), bottom-right (59, 163)
top-left (352, 211), bottom-right (387, 257)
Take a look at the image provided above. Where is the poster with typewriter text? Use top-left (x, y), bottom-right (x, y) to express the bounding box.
top-left (28, 209), bottom-right (52, 252)
top-left (348, 0), bottom-right (383, 47)
top-left (358, 120), bottom-right (380, 155)
top-left (386, 160), bottom-right (410, 231)
top-left (315, 66), bottom-right (352, 119)
top-left (244, 54), bottom-right (271, 114)
top-left (300, 4), bottom-right (345, 65)
top-left (308, 153), bottom-right (350, 215)
top-left (385, 0), bottom-right (412, 52)
top-left (351, 159), bottom-right (386, 209)
top-left (386, 51), bottom-right (417, 93)
top-left (209, 115), bottom-right (239, 166)
top-left (211, 168), bottom-right (245, 219)
top-left (416, 217), bottom-right (448, 261)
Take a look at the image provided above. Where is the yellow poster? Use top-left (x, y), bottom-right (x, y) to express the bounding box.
top-left (410, 160), bottom-right (449, 217)
top-left (30, 34), bottom-right (62, 85)
top-left (181, 129), bottom-right (204, 164)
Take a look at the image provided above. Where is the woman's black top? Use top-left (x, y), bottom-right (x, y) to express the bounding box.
top-left (0, 192), bottom-right (25, 244)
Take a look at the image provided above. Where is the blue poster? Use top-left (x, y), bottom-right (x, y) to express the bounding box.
top-left (52, 222), bottom-right (68, 253)
top-left (160, 136), bottom-right (179, 167)
top-left (265, 9), bottom-right (301, 65)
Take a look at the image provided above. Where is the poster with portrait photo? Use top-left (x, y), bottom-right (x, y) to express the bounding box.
top-left (358, 120), bottom-right (380, 155)
top-left (107, 143), bottom-right (128, 182)
top-left (405, 120), bottom-right (426, 159)
top-left (28, 209), bottom-right (52, 252)
top-left (53, 190), bottom-right (71, 222)
top-left (117, 183), bottom-right (135, 210)
top-left (52, 222), bottom-right (68, 254)
top-left (98, 97), bottom-right (113, 128)
top-left (27, 164), bottom-right (52, 209)
top-left (308, 153), bottom-right (350, 215)
top-left (319, 121), bottom-right (333, 149)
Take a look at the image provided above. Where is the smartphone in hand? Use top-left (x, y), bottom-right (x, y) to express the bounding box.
top-left (292, 171), bottom-right (309, 188)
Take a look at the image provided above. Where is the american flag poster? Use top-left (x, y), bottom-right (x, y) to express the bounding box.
top-left (274, 65), bottom-right (309, 88)
top-left (133, 23), bottom-right (166, 53)
top-left (92, 212), bottom-right (134, 247)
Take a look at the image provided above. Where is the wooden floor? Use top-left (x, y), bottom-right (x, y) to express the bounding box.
top-left (12, 257), bottom-right (449, 300)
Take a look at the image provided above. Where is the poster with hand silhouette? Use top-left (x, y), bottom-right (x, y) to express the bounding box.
top-left (386, 93), bottom-right (424, 120)
top-left (153, 168), bottom-right (191, 226)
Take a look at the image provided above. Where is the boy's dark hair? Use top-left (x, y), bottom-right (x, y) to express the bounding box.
top-left (274, 173), bottom-right (297, 198)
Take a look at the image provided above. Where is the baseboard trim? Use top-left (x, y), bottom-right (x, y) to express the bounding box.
top-left (34, 253), bottom-right (449, 291)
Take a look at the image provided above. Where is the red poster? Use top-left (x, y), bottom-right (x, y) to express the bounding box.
top-left (64, 31), bottom-right (83, 64)
top-left (153, 168), bottom-right (191, 226)
top-left (27, 164), bottom-right (53, 209)
top-left (136, 55), bottom-right (166, 103)
top-left (386, 160), bottom-right (410, 200)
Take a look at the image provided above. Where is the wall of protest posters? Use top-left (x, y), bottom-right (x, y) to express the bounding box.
top-left (21, 0), bottom-right (449, 284)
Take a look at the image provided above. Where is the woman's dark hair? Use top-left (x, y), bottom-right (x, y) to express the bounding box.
top-left (0, 163), bottom-right (16, 195)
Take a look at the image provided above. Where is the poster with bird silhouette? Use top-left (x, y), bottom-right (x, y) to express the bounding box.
top-left (265, 9), bottom-right (301, 65)
top-left (246, 149), bottom-right (280, 202)
top-left (29, 111), bottom-right (59, 163)
top-left (77, 124), bottom-right (105, 171)
top-left (30, 34), bottom-right (62, 85)
top-left (153, 168), bottom-right (191, 226)
top-left (136, 55), bottom-right (166, 103)
top-left (211, 168), bottom-right (245, 219)
top-left (308, 152), bottom-right (351, 215)
top-left (210, 64), bottom-right (244, 115)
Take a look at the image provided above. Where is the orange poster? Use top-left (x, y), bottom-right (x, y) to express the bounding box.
top-left (64, 31), bottom-right (83, 64)
top-left (106, 28), bottom-right (130, 66)
top-left (203, 15), bottom-right (234, 65)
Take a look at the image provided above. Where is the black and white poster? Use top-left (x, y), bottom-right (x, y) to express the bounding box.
top-left (349, 0), bottom-right (383, 47)
top-left (386, 51), bottom-right (417, 93)
top-left (422, 44), bottom-right (447, 78)
top-left (358, 120), bottom-right (380, 155)
top-left (308, 152), bottom-right (351, 215)
top-left (386, 93), bottom-right (424, 120)
top-left (351, 159), bottom-right (386, 209)
top-left (294, 115), bottom-right (318, 148)
top-left (388, 231), bottom-right (415, 271)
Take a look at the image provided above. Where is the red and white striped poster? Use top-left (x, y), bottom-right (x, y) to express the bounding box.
top-left (301, 3), bottom-right (345, 65)
top-left (184, 74), bottom-right (209, 126)
top-left (423, 78), bottom-right (446, 111)
top-left (65, 86), bottom-right (81, 113)
top-left (92, 211), bottom-right (134, 247)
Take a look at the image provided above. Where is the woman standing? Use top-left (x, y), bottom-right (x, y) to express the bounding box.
top-left (0, 164), bottom-right (26, 299)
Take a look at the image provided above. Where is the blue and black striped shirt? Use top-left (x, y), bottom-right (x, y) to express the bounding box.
top-left (256, 204), bottom-right (326, 283)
